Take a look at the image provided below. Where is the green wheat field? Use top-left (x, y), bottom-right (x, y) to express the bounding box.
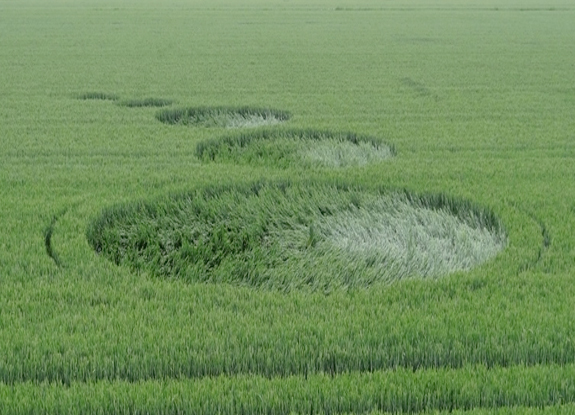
top-left (2, 0), bottom-right (575, 413)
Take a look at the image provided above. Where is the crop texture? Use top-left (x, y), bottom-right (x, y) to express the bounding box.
top-left (2, 0), bottom-right (575, 413)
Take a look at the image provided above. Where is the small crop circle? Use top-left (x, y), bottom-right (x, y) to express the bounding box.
top-left (87, 182), bottom-right (506, 292)
top-left (119, 98), bottom-right (174, 108)
top-left (156, 106), bottom-right (290, 128)
top-left (196, 129), bottom-right (395, 168)
top-left (77, 92), bottom-right (119, 101)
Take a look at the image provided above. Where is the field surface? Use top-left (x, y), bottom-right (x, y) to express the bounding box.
top-left (1, 0), bottom-right (575, 413)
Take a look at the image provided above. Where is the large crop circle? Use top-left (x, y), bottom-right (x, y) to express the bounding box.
top-left (196, 129), bottom-right (395, 168)
top-left (156, 106), bottom-right (290, 128)
top-left (87, 182), bottom-right (506, 292)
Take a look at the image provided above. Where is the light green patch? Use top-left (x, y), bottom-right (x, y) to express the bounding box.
top-left (215, 112), bottom-right (283, 128)
top-left (316, 195), bottom-right (506, 280)
top-left (300, 139), bottom-right (394, 167)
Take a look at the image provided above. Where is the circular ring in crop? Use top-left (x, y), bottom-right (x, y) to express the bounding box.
top-left (87, 181), bottom-right (506, 292)
top-left (196, 129), bottom-right (395, 168)
top-left (155, 106), bottom-right (290, 128)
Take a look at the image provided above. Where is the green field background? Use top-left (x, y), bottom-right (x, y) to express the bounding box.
top-left (1, 0), bottom-right (575, 413)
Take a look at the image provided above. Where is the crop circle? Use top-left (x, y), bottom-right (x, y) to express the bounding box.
top-left (196, 129), bottom-right (395, 168)
top-left (156, 106), bottom-right (290, 128)
top-left (77, 92), bottom-right (119, 101)
top-left (87, 182), bottom-right (506, 292)
top-left (119, 98), bottom-right (174, 108)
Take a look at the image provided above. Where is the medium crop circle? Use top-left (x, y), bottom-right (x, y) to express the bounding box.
top-left (87, 182), bottom-right (506, 292)
top-left (156, 106), bottom-right (290, 128)
top-left (196, 129), bottom-right (396, 168)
